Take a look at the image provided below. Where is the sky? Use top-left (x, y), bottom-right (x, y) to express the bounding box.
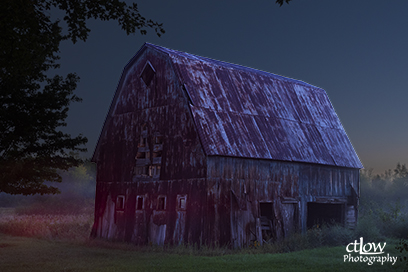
top-left (56, 0), bottom-right (408, 174)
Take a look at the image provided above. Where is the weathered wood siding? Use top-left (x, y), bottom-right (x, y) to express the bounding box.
top-left (93, 46), bottom-right (206, 183)
top-left (205, 156), bottom-right (359, 247)
top-left (92, 179), bottom-right (207, 245)
top-left (91, 47), bottom-right (208, 244)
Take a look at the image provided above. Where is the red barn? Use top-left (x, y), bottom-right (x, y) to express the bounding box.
top-left (91, 43), bottom-right (362, 247)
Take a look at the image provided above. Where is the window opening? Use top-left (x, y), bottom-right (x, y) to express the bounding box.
top-left (157, 196), bottom-right (166, 210)
top-left (136, 151), bottom-right (146, 159)
top-left (135, 129), bottom-right (162, 178)
top-left (152, 150), bottom-right (162, 158)
top-left (139, 137), bottom-right (147, 147)
top-left (149, 165), bottom-right (161, 177)
top-left (135, 125), bottom-right (150, 177)
top-left (134, 166), bottom-right (148, 176)
top-left (177, 195), bottom-right (187, 211)
top-left (140, 61), bottom-right (155, 86)
top-left (154, 135), bottom-right (163, 144)
top-left (139, 125), bottom-right (148, 146)
top-left (116, 195), bottom-right (125, 211)
top-left (136, 196), bottom-right (144, 210)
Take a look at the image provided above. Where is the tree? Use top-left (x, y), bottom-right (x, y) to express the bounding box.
top-left (276, 0), bottom-right (292, 6)
top-left (0, 0), bottom-right (164, 195)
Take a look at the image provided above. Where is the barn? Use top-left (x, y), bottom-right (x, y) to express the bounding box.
top-left (90, 43), bottom-right (362, 247)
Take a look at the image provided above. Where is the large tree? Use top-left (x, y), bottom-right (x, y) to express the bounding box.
top-left (0, 0), bottom-right (164, 195)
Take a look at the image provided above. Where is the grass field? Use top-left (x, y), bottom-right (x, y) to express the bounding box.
top-left (0, 233), bottom-right (405, 272)
top-left (0, 207), bottom-right (407, 271)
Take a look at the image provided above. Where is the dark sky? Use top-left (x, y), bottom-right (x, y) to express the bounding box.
top-left (57, 0), bottom-right (408, 174)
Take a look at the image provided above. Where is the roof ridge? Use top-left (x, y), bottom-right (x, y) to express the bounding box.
top-left (144, 43), bottom-right (323, 91)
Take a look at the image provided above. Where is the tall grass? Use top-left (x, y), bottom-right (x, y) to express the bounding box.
top-left (0, 207), bottom-right (405, 255)
top-left (0, 208), bottom-right (93, 242)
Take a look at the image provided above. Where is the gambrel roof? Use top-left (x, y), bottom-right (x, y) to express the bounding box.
top-left (94, 43), bottom-right (363, 169)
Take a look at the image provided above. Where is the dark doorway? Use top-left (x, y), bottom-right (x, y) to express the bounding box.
top-left (259, 202), bottom-right (274, 242)
top-left (260, 202), bottom-right (273, 219)
top-left (307, 202), bottom-right (344, 228)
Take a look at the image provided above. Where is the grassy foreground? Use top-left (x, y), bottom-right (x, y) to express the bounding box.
top-left (0, 233), bottom-right (404, 272)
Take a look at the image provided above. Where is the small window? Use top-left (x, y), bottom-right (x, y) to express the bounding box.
top-left (149, 165), bottom-right (161, 177)
top-left (179, 197), bottom-right (186, 210)
top-left (138, 137), bottom-right (147, 148)
top-left (116, 195), bottom-right (125, 211)
top-left (154, 135), bottom-right (163, 144)
top-left (136, 196), bottom-right (144, 210)
top-left (140, 61), bottom-right (156, 86)
top-left (135, 166), bottom-right (148, 176)
top-left (139, 125), bottom-right (148, 147)
top-left (153, 150), bottom-right (162, 159)
top-left (157, 196), bottom-right (166, 210)
top-left (136, 151), bottom-right (146, 159)
top-left (177, 195), bottom-right (187, 211)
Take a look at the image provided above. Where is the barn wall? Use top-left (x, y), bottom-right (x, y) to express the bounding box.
top-left (92, 47), bottom-right (208, 243)
top-left (206, 156), bottom-right (359, 247)
top-left (91, 179), bottom-right (207, 245)
top-left (94, 46), bottom-right (206, 182)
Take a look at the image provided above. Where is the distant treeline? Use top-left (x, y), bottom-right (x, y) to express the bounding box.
top-left (360, 163), bottom-right (408, 216)
top-left (356, 163), bottom-right (408, 241)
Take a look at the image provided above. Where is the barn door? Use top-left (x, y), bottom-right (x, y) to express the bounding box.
top-left (173, 194), bottom-right (187, 245)
top-left (281, 203), bottom-right (299, 237)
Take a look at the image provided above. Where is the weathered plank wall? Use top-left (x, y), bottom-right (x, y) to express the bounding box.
top-left (91, 47), bottom-right (208, 244)
top-left (206, 156), bottom-right (359, 247)
top-left (93, 46), bottom-right (206, 183)
top-left (92, 179), bottom-right (207, 245)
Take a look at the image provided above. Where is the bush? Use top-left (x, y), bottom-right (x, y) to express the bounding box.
top-left (322, 224), bottom-right (354, 246)
top-left (354, 215), bottom-right (384, 242)
top-left (261, 223), bottom-right (354, 253)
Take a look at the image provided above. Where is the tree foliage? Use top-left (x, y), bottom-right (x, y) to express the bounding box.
top-left (276, 0), bottom-right (292, 6)
top-left (0, 0), bottom-right (164, 195)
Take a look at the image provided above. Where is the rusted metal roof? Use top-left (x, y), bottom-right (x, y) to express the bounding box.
top-left (145, 44), bottom-right (362, 168)
top-left (146, 44), bottom-right (362, 169)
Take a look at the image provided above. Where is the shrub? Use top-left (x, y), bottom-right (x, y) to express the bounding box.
top-left (354, 215), bottom-right (384, 242)
top-left (322, 224), bottom-right (354, 247)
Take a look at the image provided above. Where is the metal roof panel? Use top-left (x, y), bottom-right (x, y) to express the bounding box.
top-left (146, 43), bottom-right (363, 169)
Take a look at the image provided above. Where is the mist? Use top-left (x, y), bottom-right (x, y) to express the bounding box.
top-left (358, 163), bottom-right (408, 239)
top-left (0, 161), bottom-right (96, 215)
